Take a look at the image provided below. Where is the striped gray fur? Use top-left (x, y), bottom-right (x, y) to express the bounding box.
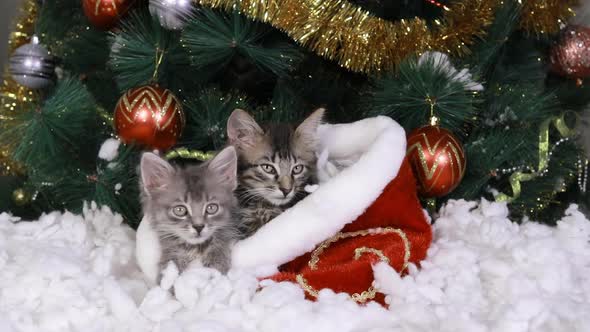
top-left (227, 108), bottom-right (325, 238)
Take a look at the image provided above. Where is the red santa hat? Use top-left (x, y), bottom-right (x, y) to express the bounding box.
top-left (231, 116), bottom-right (433, 305)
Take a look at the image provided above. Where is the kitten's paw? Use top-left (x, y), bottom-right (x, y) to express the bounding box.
top-left (316, 148), bottom-right (341, 183)
top-left (305, 184), bottom-right (319, 193)
top-left (159, 261), bottom-right (180, 291)
top-left (317, 148), bottom-right (330, 167)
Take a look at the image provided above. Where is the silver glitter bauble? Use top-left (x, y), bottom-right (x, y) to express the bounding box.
top-left (149, 0), bottom-right (193, 30)
top-left (9, 36), bottom-right (56, 89)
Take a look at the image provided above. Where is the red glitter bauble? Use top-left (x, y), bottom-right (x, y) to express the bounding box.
top-left (550, 25), bottom-right (590, 79)
top-left (82, 0), bottom-right (133, 29)
top-left (406, 125), bottom-right (466, 198)
top-left (114, 85), bottom-right (185, 151)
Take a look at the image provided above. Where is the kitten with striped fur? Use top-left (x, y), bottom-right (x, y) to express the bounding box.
top-left (227, 108), bottom-right (324, 237)
top-left (139, 146), bottom-right (239, 276)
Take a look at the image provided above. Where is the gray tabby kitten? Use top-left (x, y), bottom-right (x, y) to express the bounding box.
top-left (139, 146), bottom-right (239, 275)
top-left (226, 108), bottom-right (325, 237)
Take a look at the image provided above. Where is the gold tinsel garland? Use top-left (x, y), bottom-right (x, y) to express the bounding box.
top-left (195, 0), bottom-right (577, 74)
top-left (0, 0), bottom-right (38, 177)
top-left (196, 0), bottom-right (499, 74)
top-left (520, 0), bottom-right (578, 35)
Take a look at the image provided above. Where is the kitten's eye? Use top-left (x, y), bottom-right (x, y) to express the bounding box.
top-left (292, 165), bottom-right (304, 175)
top-left (172, 205), bottom-right (188, 217)
top-left (205, 203), bottom-right (219, 215)
top-left (260, 164), bottom-right (276, 174)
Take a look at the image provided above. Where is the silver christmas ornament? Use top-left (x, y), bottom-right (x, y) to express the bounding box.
top-left (149, 0), bottom-right (193, 30)
top-left (9, 36), bottom-right (56, 89)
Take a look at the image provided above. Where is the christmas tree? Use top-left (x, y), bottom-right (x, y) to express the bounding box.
top-left (1, 0), bottom-right (589, 227)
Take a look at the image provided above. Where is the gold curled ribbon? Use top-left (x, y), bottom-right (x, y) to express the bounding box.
top-left (297, 227), bottom-right (411, 303)
top-left (165, 147), bottom-right (215, 161)
top-left (496, 113), bottom-right (578, 203)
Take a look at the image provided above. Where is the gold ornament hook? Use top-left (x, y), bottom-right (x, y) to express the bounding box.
top-left (151, 47), bottom-right (165, 83)
top-left (426, 95), bottom-right (439, 126)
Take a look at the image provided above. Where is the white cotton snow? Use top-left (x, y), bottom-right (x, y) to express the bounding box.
top-left (1, 199), bottom-right (590, 332)
top-left (98, 138), bottom-right (121, 161)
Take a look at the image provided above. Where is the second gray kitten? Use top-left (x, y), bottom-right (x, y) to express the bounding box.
top-left (139, 146), bottom-right (239, 276)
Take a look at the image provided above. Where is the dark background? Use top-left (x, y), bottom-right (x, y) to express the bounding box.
top-left (1, 0), bottom-right (21, 69)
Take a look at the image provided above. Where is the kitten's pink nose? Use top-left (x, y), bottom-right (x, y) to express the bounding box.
top-left (193, 224), bottom-right (205, 234)
top-left (279, 187), bottom-right (291, 197)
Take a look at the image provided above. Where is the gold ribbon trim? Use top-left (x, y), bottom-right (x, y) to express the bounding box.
top-left (496, 113), bottom-right (578, 203)
top-left (165, 147), bottom-right (215, 161)
top-left (297, 227), bottom-right (411, 303)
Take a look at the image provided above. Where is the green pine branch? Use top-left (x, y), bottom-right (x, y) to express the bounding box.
top-left (45, 144), bottom-right (142, 225)
top-left (509, 141), bottom-right (581, 223)
top-left (37, 0), bottom-right (109, 73)
top-left (369, 56), bottom-right (479, 132)
top-left (109, 9), bottom-right (191, 92)
top-left (463, 0), bottom-right (521, 74)
top-left (181, 9), bottom-right (303, 79)
top-left (4, 77), bottom-right (99, 176)
top-left (181, 88), bottom-right (251, 149)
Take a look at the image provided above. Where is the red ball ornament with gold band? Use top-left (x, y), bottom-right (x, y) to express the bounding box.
top-left (406, 117), bottom-right (466, 198)
top-left (114, 84), bottom-right (185, 151)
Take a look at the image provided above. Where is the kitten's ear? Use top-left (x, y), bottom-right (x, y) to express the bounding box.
top-left (208, 146), bottom-right (238, 189)
top-left (295, 108), bottom-right (325, 145)
top-left (227, 109), bottom-right (263, 148)
top-left (140, 152), bottom-right (174, 194)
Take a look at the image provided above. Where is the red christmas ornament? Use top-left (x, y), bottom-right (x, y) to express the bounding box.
top-left (406, 124), bottom-right (466, 198)
top-left (114, 85), bottom-right (185, 151)
top-left (82, 0), bottom-right (133, 29)
top-left (549, 25), bottom-right (590, 79)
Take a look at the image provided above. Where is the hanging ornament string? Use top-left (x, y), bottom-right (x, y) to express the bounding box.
top-left (578, 158), bottom-right (588, 193)
top-left (423, 96), bottom-right (439, 213)
top-left (495, 113), bottom-right (578, 203)
top-left (151, 47), bottom-right (165, 83)
top-left (165, 147), bottom-right (215, 161)
top-left (426, 96), bottom-right (439, 126)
